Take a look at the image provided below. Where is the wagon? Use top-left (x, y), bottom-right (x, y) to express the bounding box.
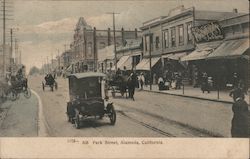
top-left (66, 72), bottom-right (116, 129)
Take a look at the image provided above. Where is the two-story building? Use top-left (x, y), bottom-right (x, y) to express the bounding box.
top-left (139, 5), bottom-right (243, 83)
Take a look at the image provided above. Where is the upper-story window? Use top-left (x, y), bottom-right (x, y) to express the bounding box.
top-left (87, 42), bottom-right (92, 57)
top-left (99, 42), bottom-right (106, 49)
top-left (178, 25), bottom-right (184, 46)
top-left (187, 22), bottom-right (193, 42)
top-left (145, 36), bottom-right (149, 51)
top-left (155, 36), bottom-right (160, 49)
top-left (170, 27), bottom-right (176, 47)
top-left (163, 30), bottom-right (169, 48)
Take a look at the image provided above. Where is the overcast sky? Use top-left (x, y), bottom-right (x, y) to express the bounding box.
top-left (4, 0), bottom-right (249, 72)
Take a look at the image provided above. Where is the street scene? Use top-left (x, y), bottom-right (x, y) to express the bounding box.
top-left (0, 0), bottom-right (249, 138)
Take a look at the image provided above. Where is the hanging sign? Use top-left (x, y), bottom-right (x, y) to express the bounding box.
top-left (191, 22), bottom-right (224, 43)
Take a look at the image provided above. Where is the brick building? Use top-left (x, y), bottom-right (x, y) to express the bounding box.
top-left (69, 17), bottom-right (140, 72)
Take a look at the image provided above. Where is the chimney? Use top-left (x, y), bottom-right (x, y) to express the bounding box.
top-left (233, 8), bottom-right (238, 13)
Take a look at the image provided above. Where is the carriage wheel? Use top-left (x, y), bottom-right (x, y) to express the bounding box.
top-left (55, 82), bottom-right (58, 90)
top-left (109, 105), bottom-right (116, 125)
top-left (24, 88), bottom-right (31, 98)
top-left (74, 109), bottom-right (81, 129)
top-left (9, 90), bottom-right (17, 101)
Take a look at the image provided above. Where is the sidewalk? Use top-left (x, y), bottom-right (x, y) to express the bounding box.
top-left (143, 84), bottom-right (250, 104)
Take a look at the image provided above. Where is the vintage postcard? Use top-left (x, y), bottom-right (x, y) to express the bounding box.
top-left (0, 0), bottom-right (249, 158)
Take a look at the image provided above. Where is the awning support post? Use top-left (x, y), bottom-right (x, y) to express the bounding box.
top-left (182, 83), bottom-right (185, 95)
top-left (217, 86), bottom-right (220, 99)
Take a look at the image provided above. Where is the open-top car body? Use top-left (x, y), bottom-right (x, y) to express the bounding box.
top-left (66, 72), bottom-right (116, 129)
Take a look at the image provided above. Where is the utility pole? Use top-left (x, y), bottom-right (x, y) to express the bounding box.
top-left (57, 49), bottom-right (60, 72)
top-left (2, 0), bottom-right (6, 76)
top-left (1, 0), bottom-right (13, 76)
top-left (107, 12), bottom-right (119, 72)
top-left (15, 38), bottom-right (18, 64)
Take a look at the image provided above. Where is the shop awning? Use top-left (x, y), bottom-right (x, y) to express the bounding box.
top-left (136, 57), bottom-right (160, 70)
top-left (111, 55), bottom-right (132, 70)
top-left (163, 52), bottom-right (187, 60)
top-left (207, 38), bottom-right (249, 59)
top-left (181, 48), bottom-right (213, 61)
top-left (98, 45), bottom-right (115, 62)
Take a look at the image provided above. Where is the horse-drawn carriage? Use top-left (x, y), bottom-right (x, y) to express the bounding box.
top-left (42, 74), bottom-right (58, 91)
top-left (7, 76), bottom-right (31, 101)
top-left (108, 74), bottom-right (129, 98)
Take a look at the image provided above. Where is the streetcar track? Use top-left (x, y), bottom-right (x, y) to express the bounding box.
top-left (117, 110), bottom-right (175, 137)
top-left (115, 102), bottom-right (222, 137)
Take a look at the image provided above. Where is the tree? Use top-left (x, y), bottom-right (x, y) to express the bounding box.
top-left (29, 66), bottom-right (40, 76)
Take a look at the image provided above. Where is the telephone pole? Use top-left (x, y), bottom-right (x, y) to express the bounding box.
top-left (1, 0), bottom-right (14, 76)
top-left (106, 12), bottom-right (119, 72)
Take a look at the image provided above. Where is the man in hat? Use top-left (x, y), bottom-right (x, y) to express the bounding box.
top-left (231, 90), bottom-right (249, 137)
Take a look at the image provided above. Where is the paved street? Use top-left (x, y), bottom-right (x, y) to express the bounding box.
top-left (25, 75), bottom-right (234, 137)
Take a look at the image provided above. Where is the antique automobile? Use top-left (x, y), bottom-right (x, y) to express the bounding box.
top-left (42, 74), bottom-right (58, 91)
top-left (66, 72), bottom-right (116, 129)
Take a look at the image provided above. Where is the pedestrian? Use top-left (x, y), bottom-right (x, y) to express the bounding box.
top-left (138, 72), bottom-right (145, 90)
top-left (201, 72), bottom-right (210, 93)
top-left (127, 72), bottom-right (137, 100)
top-left (231, 92), bottom-right (249, 137)
top-left (232, 72), bottom-right (239, 88)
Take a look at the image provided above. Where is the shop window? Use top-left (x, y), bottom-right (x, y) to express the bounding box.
top-left (170, 27), bottom-right (176, 47)
top-left (163, 30), bottom-right (169, 48)
top-left (155, 36), bottom-right (160, 49)
top-left (187, 22), bottom-right (193, 42)
top-left (178, 25), bottom-right (184, 46)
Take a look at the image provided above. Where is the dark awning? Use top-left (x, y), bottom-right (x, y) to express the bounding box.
top-left (207, 38), bottom-right (249, 59)
top-left (136, 57), bottom-right (160, 70)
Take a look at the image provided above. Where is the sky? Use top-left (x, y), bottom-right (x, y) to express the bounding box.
top-left (2, 0), bottom-right (249, 72)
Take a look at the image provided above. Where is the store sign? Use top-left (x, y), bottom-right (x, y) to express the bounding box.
top-left (191, 22), bottom-right (224, 43)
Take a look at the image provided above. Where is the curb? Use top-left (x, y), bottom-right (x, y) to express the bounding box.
top-left (143, 89), bottom-right (234, 104)
top-left (31, 89), bottom-right (50, 137)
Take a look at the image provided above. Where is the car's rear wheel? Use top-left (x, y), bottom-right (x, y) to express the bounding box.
top-left (109, 105), bottom-right (116, 125)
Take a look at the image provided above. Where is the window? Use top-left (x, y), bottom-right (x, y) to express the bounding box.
top-left (163, 30), bottom-right (169, 48)
top-left (187, 22), bottom-right (193, 42)
top-left (170, 27), bottom-right (176, 47)
top-left (99, 42), bottom-right (106, 49)
top-left (145, 36), bottom-right (150, 51)
top-left (178, 25), bottom-right (184, 45)
top-left (155, 36), bottom-right (160, 49)
top-left (87, 42), bottom-right (92, 56)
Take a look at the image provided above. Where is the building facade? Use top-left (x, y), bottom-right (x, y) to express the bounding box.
top-left (70, 17), bottom-right (140, 72)
top-left (139, 5), bottom-right (243, 84)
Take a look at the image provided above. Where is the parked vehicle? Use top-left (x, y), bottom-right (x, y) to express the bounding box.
top-left (66, 72), bottom-right (116, 129)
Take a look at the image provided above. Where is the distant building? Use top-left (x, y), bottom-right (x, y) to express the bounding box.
top-left (70, 17), bottom-right (140, 72)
